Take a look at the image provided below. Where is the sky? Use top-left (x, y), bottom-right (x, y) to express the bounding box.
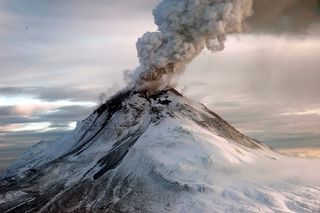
top-left (0, 0), bottom-right (320, 171)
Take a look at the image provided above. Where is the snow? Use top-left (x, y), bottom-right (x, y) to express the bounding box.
top-left (122, 113), bottom-right (320, 212)
top-left (1, 89), bottom-right (319, 212)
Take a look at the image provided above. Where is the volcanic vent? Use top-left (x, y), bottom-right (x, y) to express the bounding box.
top-left (1, 0), bottom-right (320, 211)
top-left (0, 89), bottom-right (278, 212)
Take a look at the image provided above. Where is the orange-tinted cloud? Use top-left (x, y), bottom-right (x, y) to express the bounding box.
top-left (0, 124), bottom-right (21, 132)
top-left (279, 148), bottom-right (320, 159)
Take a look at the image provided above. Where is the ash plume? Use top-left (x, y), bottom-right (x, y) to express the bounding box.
top-left (248, 0), bottom-right (320, 34)
top-left (129, 0), bottom-right (254, 93)
top-left (128, 0), bottom-right (319, 93)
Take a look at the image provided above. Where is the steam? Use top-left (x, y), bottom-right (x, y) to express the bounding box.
top-left (129, 0), bottom-right (254, 93)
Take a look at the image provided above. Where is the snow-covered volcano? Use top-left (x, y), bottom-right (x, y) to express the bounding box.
top-left (0, 89), bottom-right (319, 212)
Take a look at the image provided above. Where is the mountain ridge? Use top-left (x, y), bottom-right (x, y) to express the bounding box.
top-left (0, 88), bottom-right (319, 213)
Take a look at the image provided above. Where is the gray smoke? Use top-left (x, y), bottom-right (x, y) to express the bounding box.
top-left (248, 0), bottom-right (320, 34)
top-left (128, 0), bottom-right (320, 93)
top-left (129, 0), bottom-right (254, 92)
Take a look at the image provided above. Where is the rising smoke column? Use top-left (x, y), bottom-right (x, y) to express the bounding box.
top-left (130, 0), bottom-right (254, 92)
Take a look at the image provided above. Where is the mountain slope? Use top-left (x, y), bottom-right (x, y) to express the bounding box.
top-left (0, 89), bottom-right (319, 213)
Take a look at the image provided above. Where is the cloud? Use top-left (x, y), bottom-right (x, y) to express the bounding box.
top-left (1, 0), bottom-right (158, 20)
top-left (0, 104), bottom-right (52, 117)
top-left (0, 104), bottom-right (93, 125)
top-left (0, 102), bottom-right (94, 159)
top-left (1, 129), bottom-right (70, 141)
top-left (179, 35), bottom-right (320, 149)
top-left (0, 106), bottom-right (17, 116)
top-left (0, 0), bottom-right (158, 91)
top-left (0, 86), bottom-right (100, 102)
top-left (0, 87), bottom-right (96, 142)
top-left (279, 147), bottom-right (320, 159)
top-left (0, 151), bottom-right (22, 173)
top-left (39, 105), bottom-right (94, 123)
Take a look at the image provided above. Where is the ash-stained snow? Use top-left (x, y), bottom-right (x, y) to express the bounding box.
top-left (0, 89), bottom-right (319, 213)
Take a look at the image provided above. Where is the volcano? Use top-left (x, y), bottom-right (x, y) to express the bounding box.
top-left (0, 89), bottom-right (319, 212)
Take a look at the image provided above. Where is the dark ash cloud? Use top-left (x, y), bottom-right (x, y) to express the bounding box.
top-left (248, 0), bottom-right (320, 34)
